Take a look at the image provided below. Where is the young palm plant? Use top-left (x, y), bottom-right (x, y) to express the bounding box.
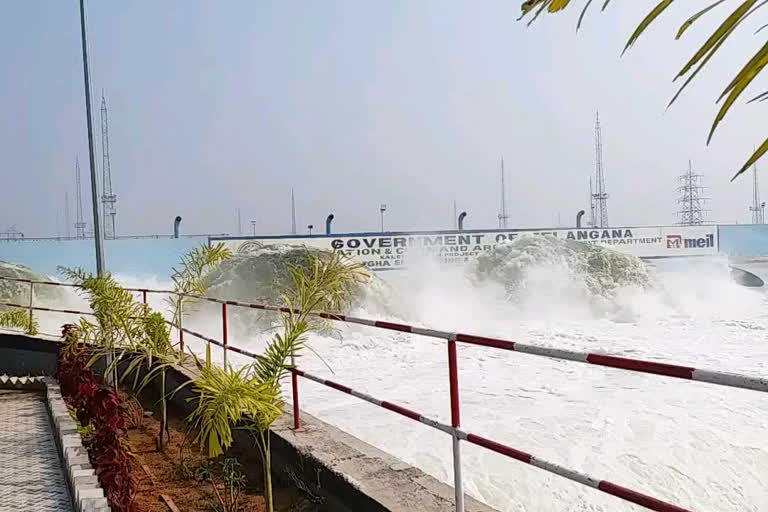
top-left (519, 0), bottom-right (768, 179)
top-left (167, 243), bottom-right (232, 352)
top-left (245, 250), bottom-right (368, 512)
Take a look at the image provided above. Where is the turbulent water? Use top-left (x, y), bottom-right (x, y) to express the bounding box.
top-left (4, 239), bottom-right (768, 511)
top-left (471, 234), bottom-right (651, 298)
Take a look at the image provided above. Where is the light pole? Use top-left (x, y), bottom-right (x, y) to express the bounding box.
top-left (307, 224), bottom-right (313, 236)
top-left (380, 204), bottom-right (387, 233)
top-left (251, 220), bottom-right (257, 236)
top-left (79, 0), bottom-right (104, 275)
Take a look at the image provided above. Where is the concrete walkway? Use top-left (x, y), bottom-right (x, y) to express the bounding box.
top-left (0, 390), bottom-right (72, 511)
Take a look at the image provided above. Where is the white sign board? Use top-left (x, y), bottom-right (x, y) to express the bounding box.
top-left (214, 226), bottom-right (718, 271)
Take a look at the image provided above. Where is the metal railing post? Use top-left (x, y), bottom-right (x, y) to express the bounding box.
top-left (448, 338), bottom-right (465, 512)
top-left (291, 367), bottom-right (300, 430)
top-left (178, 300), bottom-right (185, 356)
top-left (28, 281), bottom-right (34, 331)
top-left (222, 303), bottom-right (228, 368)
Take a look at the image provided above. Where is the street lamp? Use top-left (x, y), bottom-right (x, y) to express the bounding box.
top-left (307, 224), bottom-right (314, 236)
top-left (251, 220), bottom-right (257, 236)
top-left (380, 204), bottom-right (387, 233)
top-left (79, 0), bottom-right (104, 275)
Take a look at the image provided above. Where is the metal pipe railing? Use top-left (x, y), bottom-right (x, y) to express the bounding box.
top-left (1, 274), bottom-right (764, 512)
top-left (222, 303), bottom-right (228, 369)
top-left (294, 368), bottom-right (691, 512)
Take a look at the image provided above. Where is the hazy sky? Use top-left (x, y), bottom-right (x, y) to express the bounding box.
top-left (1, 1), bottom-right (765, 237)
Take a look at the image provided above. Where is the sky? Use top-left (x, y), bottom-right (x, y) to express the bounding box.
top-left (0, 1), bottom-right (765, 237)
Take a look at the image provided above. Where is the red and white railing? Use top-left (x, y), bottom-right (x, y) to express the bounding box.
top-left (2, 275), bottom-right (767, 512)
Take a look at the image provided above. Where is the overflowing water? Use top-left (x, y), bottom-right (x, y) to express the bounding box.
top-left (2, 237), bottom-right (767, 511)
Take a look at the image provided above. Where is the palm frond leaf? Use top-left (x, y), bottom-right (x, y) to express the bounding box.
top-left (622, 0), bottom-right (674, 56)
top-left (748, 90), bottom-right (768, 102)
top-left (733, 138), bottom-right (768, 180)
top-left (708, 42), bottom-right (768, 143)
top-left (675, 0), bottom-right (758, 80)
top-left (677, 0), bottom-right (729, 39)
top-left (577, 0), bottom-right (596, 29)
top-left (167, 242), bottom-right (232, 327)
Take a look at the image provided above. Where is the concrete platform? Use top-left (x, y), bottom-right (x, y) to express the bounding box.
top-left (267, 411), bottom-right (497, 512)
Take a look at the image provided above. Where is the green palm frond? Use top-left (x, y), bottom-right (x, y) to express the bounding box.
top-left (677, 0), bottom-right (728, 39)
top-left (519, 0), bottom-right (768, 179)
top-left (0, 309), bottom-right (38, 336)
top-left (622, 0), bottom-right (674, 55)
top-left (167, 242), bottom-right (232, 328)
top-left (186, 364), bottom-right (282, 458)
top-left (59, 266), bottom-right (147, 350)
top-left (748, 90), bottom-right (768, 102)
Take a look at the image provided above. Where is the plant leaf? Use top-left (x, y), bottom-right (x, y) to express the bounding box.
top-left (527, 0), bottom-right (551, 26)
top-left (667, 0), bottom-right (766, 108)
top-left (748, 90), bottom-right (768, 103)
top-left (577, 0), bottom-right (595, 30)
top-left (519, 0), bottom-right (548, 21)
top-left (708, 42), bottom-right (768, 144)
top-left (732, 138), bottom-right (768, 180)
top-left (675, 0), bottom-right (758, 80)
top-left (623, 0), bottom-right (675, 56)
top-left (549, 0), bottom-right (571, 12)
top-left (676, 0), bottom-right (728, 39)
top-left (717, 41), bottom-right (768, 103)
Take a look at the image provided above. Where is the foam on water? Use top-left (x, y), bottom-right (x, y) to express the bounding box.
top-left (283, 258), bottom-right (768, 511)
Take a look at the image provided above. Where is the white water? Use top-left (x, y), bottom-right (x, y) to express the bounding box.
top-left (23, 257), bottom-right (768, 511)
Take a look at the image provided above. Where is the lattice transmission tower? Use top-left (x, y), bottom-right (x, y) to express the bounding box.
top-left (100, 93), bottom-right (117, 239)
top-left (498, 156), bottom-right (510, 228)
top-left (592, 113), bottom-right (609, 228)
top-left (749, 161), bottom-right (765, 224)
top-left (75, 158), bottom-right (87, 238)
top-left (676, 160), bottom-right (709, 225)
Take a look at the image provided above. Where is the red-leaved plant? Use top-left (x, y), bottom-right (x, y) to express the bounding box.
top-left (58, 324), bottom-right (136, 512)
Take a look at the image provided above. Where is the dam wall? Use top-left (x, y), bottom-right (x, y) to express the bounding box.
top-left (2, 225), bottom-right (767, 277)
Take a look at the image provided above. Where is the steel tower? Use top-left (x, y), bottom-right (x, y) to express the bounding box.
top-left (64, 192), bottom-right (71, 238)
top-left (749, 161), bottom-right (765, 224)
top-left (75, 158), bottom-right (87, 238)
top-left (676, 160), bottom-right (709, 225)
top-left (498, 156), bottom-right (510, 229)
top-left (100, 94), bottom-right (117, 239)
top-left (592, 113), bottom-right (609, 228)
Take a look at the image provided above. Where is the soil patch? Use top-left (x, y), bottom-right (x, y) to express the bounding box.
top-left (125, 398), bottom-right (318, 512)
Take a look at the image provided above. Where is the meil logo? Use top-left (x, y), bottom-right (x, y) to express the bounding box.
top-left (666, 234), bottom-right (714, 249)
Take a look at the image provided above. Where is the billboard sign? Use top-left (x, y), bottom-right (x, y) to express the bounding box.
top-left (213, 225), bottom-right (718, 271)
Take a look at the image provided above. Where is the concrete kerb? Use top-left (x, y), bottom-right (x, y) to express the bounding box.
top-left (42, 377), bottom-right (112, 512)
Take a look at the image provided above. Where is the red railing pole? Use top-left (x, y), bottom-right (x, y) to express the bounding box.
top-left (448, 339), bottom-right (464, 512)
top-left (222, 303), bottom-right (228, 368)
top-left (291, 368), bottom-right (300, 430)
top-left (448, 339), bottom-right (461, 427)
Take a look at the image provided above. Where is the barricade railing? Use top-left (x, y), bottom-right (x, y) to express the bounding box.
top-left (1, 275), bottom-right (767, 512)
